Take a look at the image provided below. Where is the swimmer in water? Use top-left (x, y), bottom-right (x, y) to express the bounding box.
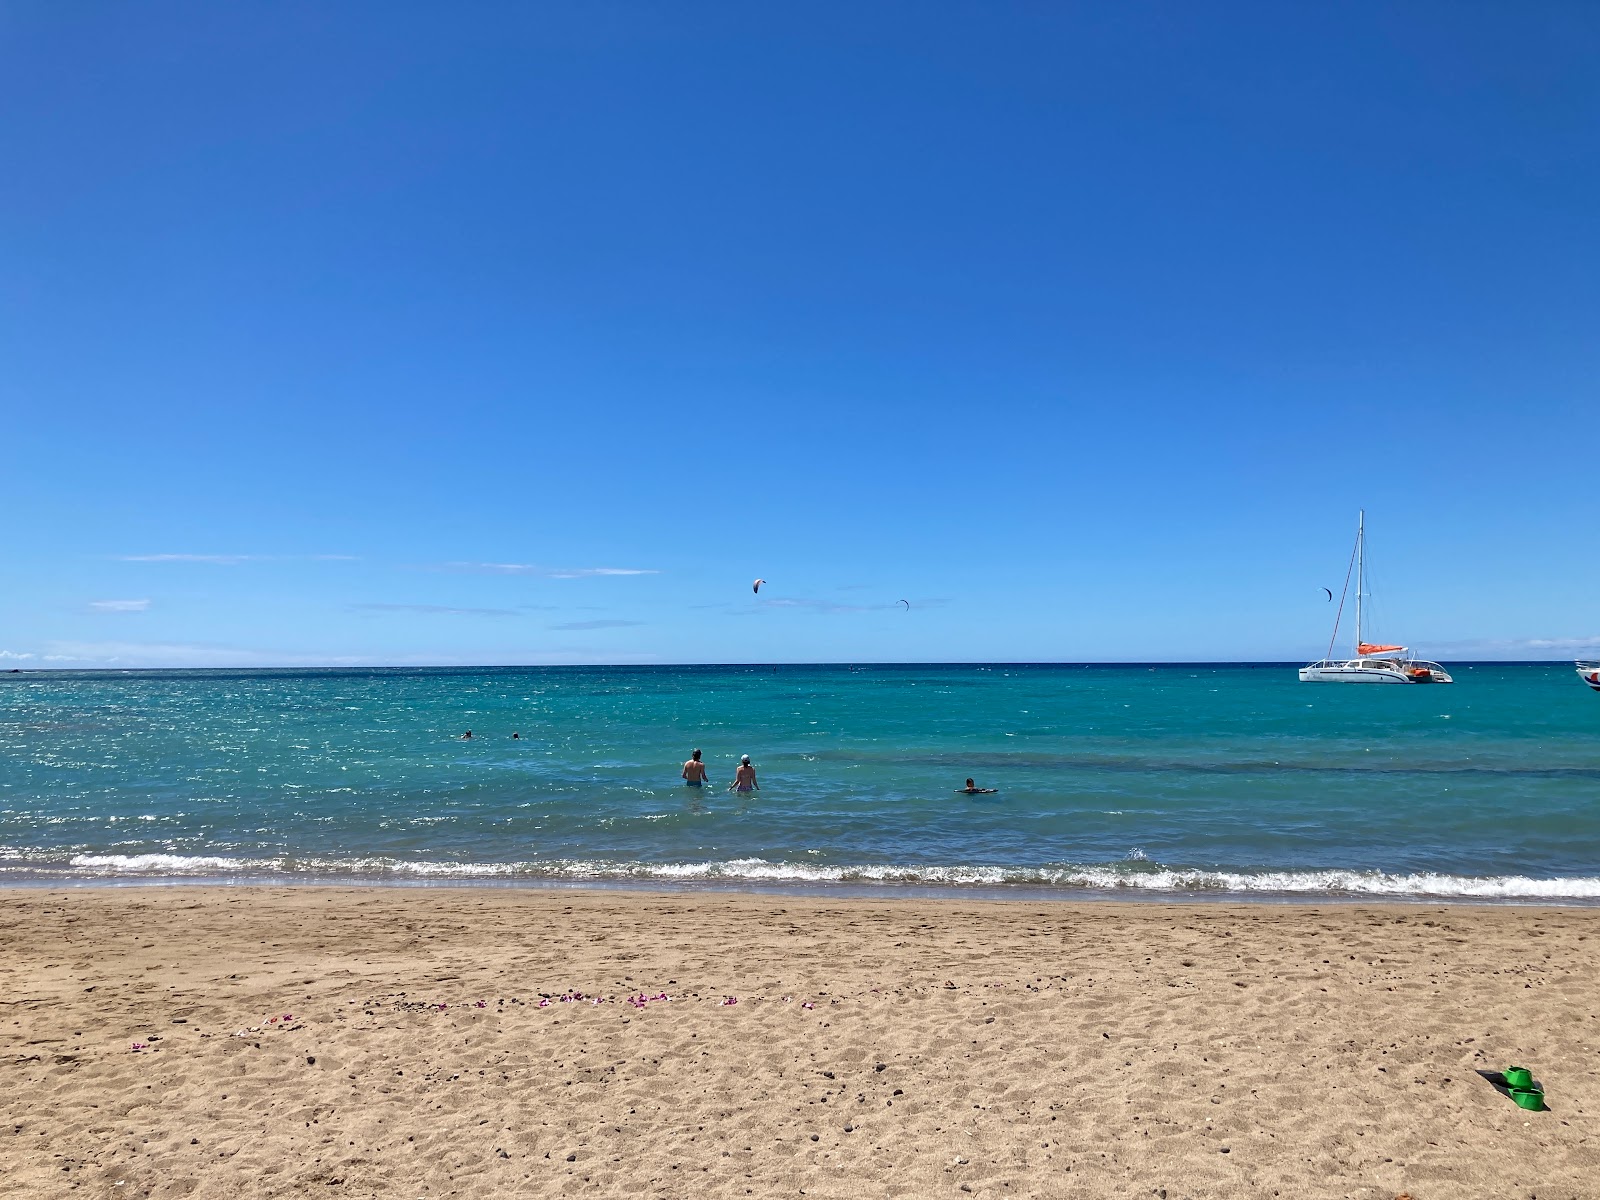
top-left (681, 749), bottom-right (710, 787)
top-left (462, 730), bottom-right (473, 740)
top-left (961, 778), bottom-right (996, 794)
top-left (730, 755), bottom-right (759, 793)
top-left (512, 732), bottom-right (520, 740)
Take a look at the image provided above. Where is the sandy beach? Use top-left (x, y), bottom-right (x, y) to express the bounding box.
top-left (2, 888), bottom-right (1596, 1199)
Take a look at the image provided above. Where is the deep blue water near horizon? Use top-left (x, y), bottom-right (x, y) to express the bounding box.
top-left (2, 663), bottom-right (1598, 901)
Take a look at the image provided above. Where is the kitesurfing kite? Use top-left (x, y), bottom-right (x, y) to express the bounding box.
top-left (752, 579), bottom-right (766, 594)
top-left (898, 599), bottom-right (910, 610)
top-left (1321, 587), bottom-right (1333, 602)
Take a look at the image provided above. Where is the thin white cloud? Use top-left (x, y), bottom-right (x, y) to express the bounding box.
top-left (436, 562), bottom-right (659, 578)
top-left (761, 598), bottom-right (874, 613)
top-left (757, 597), bottom-right (945, 615)
top-left (549, 619), bottom-right (646, 631)
top-left (353, 603), bottom-right (520, 618)
top-left (37, 641), bottom-right (285, 667)
top-left (698, 594), bottom-right (946, 612)
top-left (437, 562), bottom-right (540, 574)
top-left (89, 599), bottom-right (151, 613)
top-left (27, 640), bottom-right (662, 668)
top-left (36, 641), bottom-right (429, 668)
top-left (115, 554), bottom-right (358, 565)
top-left (117, 553), bottom-right (260, 565)
top-left (549, 567), bottom-right (658, 578)
top-left (709, 595), bottom-right (951, 618)
top-left (1430, 635), bottom-right (1600, 658)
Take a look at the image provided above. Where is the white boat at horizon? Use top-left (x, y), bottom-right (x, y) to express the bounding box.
top-left (1299, 511), bottom-right (1453, 684)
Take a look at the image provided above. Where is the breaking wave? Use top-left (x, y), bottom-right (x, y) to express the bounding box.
top-left (17, 853), bottom-right (1599, 901)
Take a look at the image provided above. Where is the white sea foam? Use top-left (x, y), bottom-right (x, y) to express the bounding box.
top-left (48, 852), bottom-right (1600, 899)
top-left (70, 853), bottom-right (254, 873)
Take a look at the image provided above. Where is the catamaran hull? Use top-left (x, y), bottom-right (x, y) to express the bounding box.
top-left (1299, 667), bottom-right (1414, 683)
top-left (1298, 661), bottom-right (1453, 684)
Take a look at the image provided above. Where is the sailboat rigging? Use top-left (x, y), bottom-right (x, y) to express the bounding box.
top-left (1299, 511), bottom-right (1453, 684)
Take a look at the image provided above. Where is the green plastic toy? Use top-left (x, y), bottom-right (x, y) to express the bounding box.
top-left (1510, 1087), bottom-right (1546, 1112)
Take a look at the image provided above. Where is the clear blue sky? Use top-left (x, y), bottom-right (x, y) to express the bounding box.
top-left (3, 1), bottom-right (1597, 666)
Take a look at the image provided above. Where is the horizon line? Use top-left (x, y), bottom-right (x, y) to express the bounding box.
top-left (2, 658), bottom-right (1587, 674)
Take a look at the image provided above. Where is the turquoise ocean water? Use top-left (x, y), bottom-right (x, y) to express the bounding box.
top-left (2, 664), bottom-right (1597, 900)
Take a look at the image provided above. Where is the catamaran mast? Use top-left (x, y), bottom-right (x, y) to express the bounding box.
top-left (1354, 509), bottom-right (1365, 656)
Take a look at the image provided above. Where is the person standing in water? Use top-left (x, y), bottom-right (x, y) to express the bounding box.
top-left (730, 755), bottom-right (759, 793)
top-left (681, 749), bottom-right (711, 787)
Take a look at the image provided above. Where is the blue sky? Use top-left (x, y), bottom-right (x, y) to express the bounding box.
top-left (3, 1), bottom-right (1597, 666)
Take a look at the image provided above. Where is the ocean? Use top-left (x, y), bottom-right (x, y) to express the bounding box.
top-left (2, 663), bottom-right (1597, 901)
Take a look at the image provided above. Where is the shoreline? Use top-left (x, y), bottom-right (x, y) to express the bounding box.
top-left (4, 871), bottom-right (1600, 908)
top-left (3, 885), bottom-right (1595, 1197)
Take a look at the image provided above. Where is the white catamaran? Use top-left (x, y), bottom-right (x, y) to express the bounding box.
top-left (1575, 663), bottom-right (1600, 692)
top-left (1300, 511), bottom-right (1453, 684)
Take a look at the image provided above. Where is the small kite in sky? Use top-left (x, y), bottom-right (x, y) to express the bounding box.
top-left (898, 599), bottom-right (910, 610)
top-left (1321, 587), bottom-right (1333, 602)
top-left (753, 579), bottom-right (766, 594)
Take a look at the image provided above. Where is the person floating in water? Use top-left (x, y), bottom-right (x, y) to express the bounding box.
top-left (462, 730), bottom-right (473, 740)
top-left (961, 778), bottom-right (996, 794)
top-left (730, 755), bottom-right (759, 793)
top-left (512, 732), bottom-right (520, 740)
top-left (681, 749), bottom-right (710, 787)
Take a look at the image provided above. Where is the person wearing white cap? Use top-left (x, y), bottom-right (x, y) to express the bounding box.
top-left (730, 755), bottom-right (759, 794)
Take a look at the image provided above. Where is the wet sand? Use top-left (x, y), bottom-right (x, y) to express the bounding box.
top-left (2, 887), bottom-right (1597, 1198)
